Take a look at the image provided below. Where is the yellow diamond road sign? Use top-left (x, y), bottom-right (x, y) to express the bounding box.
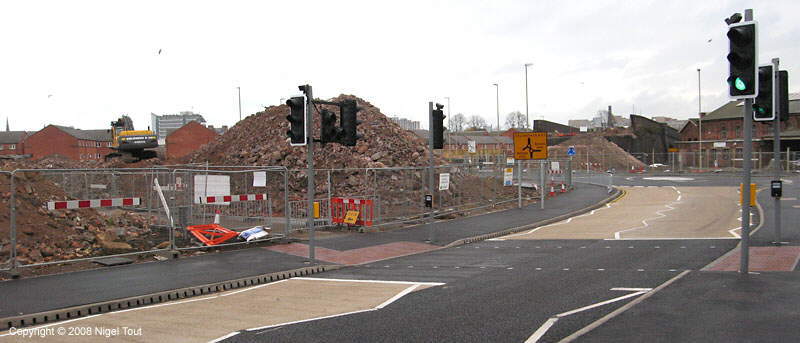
top-left (513, 132), bottom-right (548, 160)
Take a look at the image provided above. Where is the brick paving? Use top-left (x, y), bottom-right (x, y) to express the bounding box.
top-left (704, 246), bottom-right (800, 271)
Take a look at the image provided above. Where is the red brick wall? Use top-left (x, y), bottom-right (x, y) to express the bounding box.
top-left (25, 126), bottom-right (113, 160)
top-left (166, 121), bottom-right (219, 159)
top-left (0, 133), bottom-right (26, 155)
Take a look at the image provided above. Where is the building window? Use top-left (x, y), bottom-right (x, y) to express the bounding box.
top-left (96, 141), bottom-right (101, 147)
top-left (720, 127), bottom-right (727, 139)
top-left (735, 126), bottom-right (741, 137)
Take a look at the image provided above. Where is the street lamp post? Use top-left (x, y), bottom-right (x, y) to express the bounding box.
top-left (524, 63), bottom-right (532, 129)
top-left (237, 86), bottom-right (242, 122)
top-left (697, 68), bottom-right (702, 170)
top-left (492, 83), bottom-right (499, 132)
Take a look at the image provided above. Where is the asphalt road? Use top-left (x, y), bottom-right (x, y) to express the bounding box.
top-left (223, 239), bottom-right (737, 343)
top-left (4, 173), bottom-right (798, 342)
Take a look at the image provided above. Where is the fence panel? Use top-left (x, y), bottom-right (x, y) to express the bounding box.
top-left (0, 171), bottom-right (12, 272)
top-left (172, 167), bottom-right (286, 249)
top-left (10, 168), bottom-right (173, 268)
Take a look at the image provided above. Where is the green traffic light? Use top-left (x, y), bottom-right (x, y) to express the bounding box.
top-left (734, 77), bottom-right (747, 91)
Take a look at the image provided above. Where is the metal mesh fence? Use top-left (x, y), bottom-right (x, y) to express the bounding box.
top-left (170, 167), bottom-right (287, 249)
top-left (11, 168), bottom-right (173, 268)
top-left (0, 171), bottom-right (12, 271)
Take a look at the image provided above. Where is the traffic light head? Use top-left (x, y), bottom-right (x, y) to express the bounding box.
top-left (726, 21), bottom-right (757, 98)
top-left (339, 99), bottom-right (362, 146)
top-left (285, 96), bottom-right (307, 146)
top-left (431, 103), bottom-right (446, 149)
top-left (779, 71), bottom-right (789, 121)
top-left (320, 108), bottom-right (341, 144)
top-left (753, 65), bottom-right (773, 121)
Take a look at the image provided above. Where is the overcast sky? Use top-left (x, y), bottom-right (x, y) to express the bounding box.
top-left (2, 0), bottom-right (799, 132)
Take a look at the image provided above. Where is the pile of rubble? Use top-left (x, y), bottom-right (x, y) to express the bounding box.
top-left (187, 94), bottom-right (534, 212)
top-left (188, 94), bottom-right (443, 169)
top-left (0, 171), bottom-right (166, 266)
top-left (549, 134), bottom-right (646, 171)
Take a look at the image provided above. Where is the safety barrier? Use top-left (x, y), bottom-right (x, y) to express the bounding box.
top-left (169, 167), bottom-right (287, 250)
top-left (331, 197), bottom-right (375, 226)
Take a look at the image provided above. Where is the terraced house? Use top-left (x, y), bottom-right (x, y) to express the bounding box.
top-left (677, 93), bottom-right (800, 169)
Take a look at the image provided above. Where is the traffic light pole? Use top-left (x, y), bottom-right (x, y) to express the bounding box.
top-left (427, 101), bottom-right (435, 243)
top-left (772, 57), bottom-right (782, 244)
top-left (738, 8), bottom-right (754, 275)
top-left (305, 86), bottom-right (316, 262)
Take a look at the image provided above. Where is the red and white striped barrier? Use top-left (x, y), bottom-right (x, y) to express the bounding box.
top-left (339, 198), bottom-right (368, 204)
top-left (548, 170), bottom-right (564, 174)
top-left (47, 197), bottom-right (140, 210)
top-left (199, 194), bottom-right (267, 204)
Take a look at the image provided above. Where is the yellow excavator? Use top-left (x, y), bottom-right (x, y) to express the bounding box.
top-left (105, 115), bottom-right (159, 163)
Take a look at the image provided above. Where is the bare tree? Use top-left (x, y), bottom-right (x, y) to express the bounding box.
top-left (466, 115), bottom-right (488, 130)
top-left (450, 113), bottom-right (466, 132)
top-left (504, 111), bottom-right (527, 129)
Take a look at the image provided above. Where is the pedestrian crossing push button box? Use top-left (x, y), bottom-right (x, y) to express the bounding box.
top-left (771, 180), bottom-right (782, 198)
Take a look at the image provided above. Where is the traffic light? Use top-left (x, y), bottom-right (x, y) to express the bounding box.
top-left (285, 96), bottom-right (306, 146)
top-left (339, 99), bottom-right (362, 146)
top-left (753, 65), bottom-right (773, 121)
top-left (431, 103), bottom-right (446, 149)
top-left (726, 21), bottom-right (758, 98)
top-left (320, 108), bottom-right (340, 143)
top-left (779, 70), bottom-right (789, 121)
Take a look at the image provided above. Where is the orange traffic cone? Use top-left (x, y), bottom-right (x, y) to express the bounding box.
top-left (214, 209), bottom-right (221, 224)
top-left (549, 186), bottom-right (555, 197)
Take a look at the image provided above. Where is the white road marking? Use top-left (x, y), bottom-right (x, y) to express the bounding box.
top-left (606, 237), bottom-right (739, 240)
top-left (610, 288), bottom-right (652, 292)
top-left (526, 318), bottom-right (559, 343)
top-left (209, 331), bottom-right (240, 343)
top-left (376, 284), bottom-right (420, 309)
top-left (560, 271), bottom-right (691, 342)
top-left (642, 177), bottom-right (695, 181)
top-left (246, 308), bottom-right (376, 332)
top-left (613, 187), bottom-right (681, 239)
top-left (526, 288), bottom-right (652, 343)
top-left (292, 277), bottom-right (444, 286)
top-left (494, 203), bottom-right (613, 240)
top-left (220, 279), bottom-right (289, 297)
top-left (780, 197), bottom-right (797, 201)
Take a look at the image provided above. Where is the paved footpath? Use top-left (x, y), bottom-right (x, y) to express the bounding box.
top-left (0, 183), bottom-right (611, 319)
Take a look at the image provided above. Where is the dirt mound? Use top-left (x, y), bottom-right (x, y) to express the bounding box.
top-left (0, 171), bottom-right (163, 266)
top-left (549, 134), bottom-right (646, 171)
top-left (187, 95), bottom-right (442, 169)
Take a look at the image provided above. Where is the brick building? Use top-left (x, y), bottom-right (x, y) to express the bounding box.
top-left (676, 93), bottom-right (800, 168)
top-left (0, 131), bottom-right (28, 156)
top-left (25, 125), bottom-right (112, 161)
top-left (165, 121), bottom-right (219, 159)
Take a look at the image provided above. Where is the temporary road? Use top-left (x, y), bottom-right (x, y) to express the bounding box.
top-left (494, 186), bottom-right (742, 240)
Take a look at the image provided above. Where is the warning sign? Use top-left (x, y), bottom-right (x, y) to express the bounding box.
top-left (504, 168), bottom-right (514, 186)
top-left (439, 173), bottom-right (450, 191)
top-left (343, 210), bottom-right (360, 225)
top-left (513, 132), bottom-right (548, 160)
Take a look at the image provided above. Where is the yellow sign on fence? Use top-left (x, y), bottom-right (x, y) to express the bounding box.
top-left (343, 210), bottom-right (360, 225)
top-left (513, 132), bottom-right (548, 160)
